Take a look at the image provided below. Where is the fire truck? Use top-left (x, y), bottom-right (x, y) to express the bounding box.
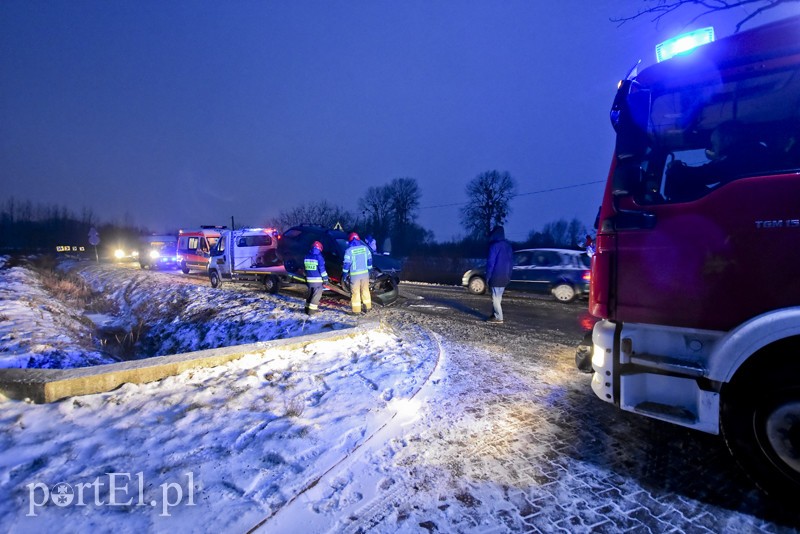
top-left (586, 16), bottom-right (800, 496)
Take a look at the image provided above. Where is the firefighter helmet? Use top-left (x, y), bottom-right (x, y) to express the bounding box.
top-left (348, 232), bottom-right (360, 242)
top-left (312, 241), bottom-right (323, 251)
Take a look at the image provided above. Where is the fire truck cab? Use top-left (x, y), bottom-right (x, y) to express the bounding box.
top-left (587, 16), bottom-right (800, 497)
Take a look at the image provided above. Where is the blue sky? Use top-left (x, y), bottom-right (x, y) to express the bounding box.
top-left (2, 1), bottom-right (797, 241)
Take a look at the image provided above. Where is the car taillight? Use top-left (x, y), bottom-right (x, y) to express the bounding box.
top-left (582, 271), bottom-right (591, 282)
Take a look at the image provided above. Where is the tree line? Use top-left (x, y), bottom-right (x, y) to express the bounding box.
top-left (0, 198), bottom-right (141, 253)
top-left (0, 165), bottom-right (592, 257)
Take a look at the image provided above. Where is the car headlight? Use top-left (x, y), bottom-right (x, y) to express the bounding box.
top-left (132, 251), bottom-right (139, 258)
top-left (114, 249), bottom-right (125, 259)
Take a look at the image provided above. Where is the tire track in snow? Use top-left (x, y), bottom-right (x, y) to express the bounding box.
top-left (247, 324), bottom-right (445, 533)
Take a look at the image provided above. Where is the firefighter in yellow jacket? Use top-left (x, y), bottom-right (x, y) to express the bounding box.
top-left (342, 232), bottom-right (373, 314)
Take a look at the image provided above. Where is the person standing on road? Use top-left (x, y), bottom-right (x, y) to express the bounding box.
top-left (342, 232), bottom-right (373, 315)
top-left (485, 225), bottom-right (513, 324)
top-left (304, 241), bottom-right (328, 315)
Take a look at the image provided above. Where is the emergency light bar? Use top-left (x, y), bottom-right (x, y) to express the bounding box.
top-left (655, 27), bottom-right (714, 62)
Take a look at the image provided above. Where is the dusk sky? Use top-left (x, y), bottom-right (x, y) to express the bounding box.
top-left (2, 1), bottom-right (798, 242)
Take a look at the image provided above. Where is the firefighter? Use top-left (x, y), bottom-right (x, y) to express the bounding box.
top-left (342, 232), bottom-right (373, 314)
top-left (304, 241), bottom-right (327, 315)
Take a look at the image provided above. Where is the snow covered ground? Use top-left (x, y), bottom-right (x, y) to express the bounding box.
top-left (0, 258), bottom-right (353, 369)
top-left (0, 259), bottom-right (794, 532)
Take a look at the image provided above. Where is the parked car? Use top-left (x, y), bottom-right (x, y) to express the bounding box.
top-left (138, 234), bottom-right (178, 270)
top-left (461, 248), bottom-right (591, 302)
top-left (277, 225), bottom-right (402, 305)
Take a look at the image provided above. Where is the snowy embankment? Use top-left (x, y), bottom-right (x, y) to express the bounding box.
top-left (0, 259), bottom-right (353, 369)
top-left (0, 258), bottom-right (114, 369)
top-left (0, 260), bottom-right (442, 531)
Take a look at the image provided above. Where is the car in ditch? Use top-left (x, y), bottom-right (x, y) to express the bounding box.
top-left (462, 248), bottom-right (591, 302)
top-left (277, 225), bottom-right (402, 305)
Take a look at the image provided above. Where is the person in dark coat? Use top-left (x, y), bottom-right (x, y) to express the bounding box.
top-left (485, 225), bottom-right (513, 323)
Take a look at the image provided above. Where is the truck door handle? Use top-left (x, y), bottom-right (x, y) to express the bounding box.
top-left (613, 210), bottom-right (657, 230)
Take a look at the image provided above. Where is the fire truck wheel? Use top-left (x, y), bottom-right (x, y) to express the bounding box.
top-left (181, 261), bottom-right (190, 274)
top-left (553, 283), bottom-right (576, 302)
top-left (264, 275), bottom-right (280, 294)
top-left (721, 358), bottom-right (800, 499)
top-left (209, 270), bottom-right (221, 289)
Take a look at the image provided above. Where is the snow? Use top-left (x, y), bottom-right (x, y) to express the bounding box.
top-left (0, 259), bottom-right (115, 369)
top-left (0, 260), bottom-right (445, 531)
top-left (0, 259), bottom-right (786, 532)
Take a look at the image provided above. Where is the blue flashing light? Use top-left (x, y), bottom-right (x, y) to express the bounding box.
top-left (655, 27), bottom-right (715, 62)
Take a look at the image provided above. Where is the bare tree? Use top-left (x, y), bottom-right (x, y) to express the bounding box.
top-left (613, 0), bottom-right (799, 32)
top-left (387, 177), bottom-right (421, 253)
top-left (460, 170), bottom-right (517, 238)
top-left (358, 185), bottom-right (393, 243)
top-left (388, 177), bottom-right (420, 229)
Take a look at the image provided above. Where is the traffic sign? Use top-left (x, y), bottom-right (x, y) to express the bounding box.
top-left (88, 227), bottom-right (100, 246)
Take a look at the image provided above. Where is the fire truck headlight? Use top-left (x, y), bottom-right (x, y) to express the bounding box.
top-left (591, 345), bottom-right (606, 369)
top-left (149, 250), bottom-right (160, 259)
top-left (114, 249), bottom-right (125, 259)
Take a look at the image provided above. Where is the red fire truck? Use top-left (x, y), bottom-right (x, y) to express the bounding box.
top-left (587, 16), bottom-right (800, 496)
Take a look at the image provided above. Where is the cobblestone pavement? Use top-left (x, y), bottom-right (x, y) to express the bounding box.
top-left (344, 305), bottom-right (800, 534)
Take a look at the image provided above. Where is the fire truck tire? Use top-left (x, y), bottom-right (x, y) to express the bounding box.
top-left (264, 275), bottom-right (280, 294)
top-left (553, 283), bottom-right (576, 302)
top-left (209, 270), bottom-right (221, 289)
top-left (575, 331), bottom-right (594, 373)
top-left (721, 357), bottom-right (800, 499)
top-left (181, 261), bottom-right (190, 274)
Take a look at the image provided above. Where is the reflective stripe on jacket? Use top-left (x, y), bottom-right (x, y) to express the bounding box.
top-left (304, 249), bottom-right (327, 284)
top-left (343, 241), bottom-right (372, 278)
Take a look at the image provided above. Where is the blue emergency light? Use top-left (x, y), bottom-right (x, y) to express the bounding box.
top-left (655, 27), bottom-right (715, 62)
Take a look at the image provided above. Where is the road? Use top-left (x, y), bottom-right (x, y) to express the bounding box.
top-left (121, 264), bottom-right (800, 531)
top-left (378, 282), bottom-right (799, 532)
top-left (397, 282), bottom-right (597, 345)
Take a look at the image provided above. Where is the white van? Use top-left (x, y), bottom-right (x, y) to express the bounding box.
top-left (207, 228), bottom-right (287, 292)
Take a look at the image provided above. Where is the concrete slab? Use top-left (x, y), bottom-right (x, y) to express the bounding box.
top-left (0, 321), bottom-right (378, 403)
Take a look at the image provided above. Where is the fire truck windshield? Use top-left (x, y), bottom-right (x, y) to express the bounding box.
top-left (612, 65), bottom-right (800, 204)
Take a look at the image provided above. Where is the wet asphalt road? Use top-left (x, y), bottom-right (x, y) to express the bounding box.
top-left (396, 282), bottom-right (597, 346)
top-left (388, 282), bottom-right (800, 532)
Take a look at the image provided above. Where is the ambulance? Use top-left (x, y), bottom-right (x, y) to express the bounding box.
top-left (176, 226), bottom-right (225, 274)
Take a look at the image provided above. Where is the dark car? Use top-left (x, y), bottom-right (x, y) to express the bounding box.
top-left (277, 225), bottom-right (402, 305)
top-left (138, 235), bottom-right (179, 270)
top-left (461, 248), bottom-right (591, 302)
